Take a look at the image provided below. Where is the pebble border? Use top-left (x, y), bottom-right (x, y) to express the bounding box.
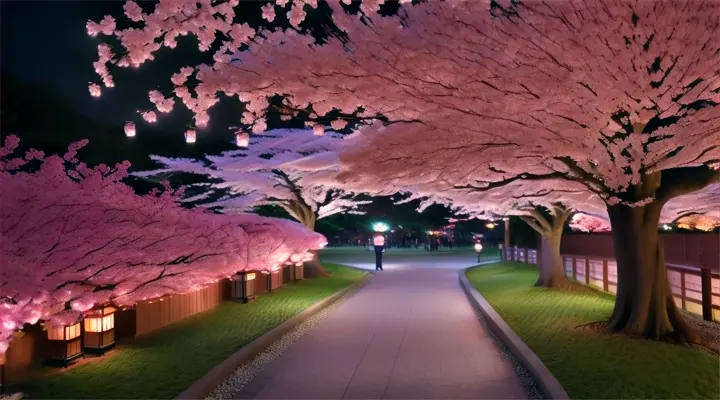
top-left (460, 272), bottom-right (569, 400)
top-left (469, 297), bottom-right (545, 399)
top-left (207, 287), bottom-right (357, 399)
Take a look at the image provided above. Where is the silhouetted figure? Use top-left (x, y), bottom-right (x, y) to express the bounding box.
top-left (373, 234), bottom-right (385, 271)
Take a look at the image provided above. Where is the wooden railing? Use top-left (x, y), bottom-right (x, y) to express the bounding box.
top-left (1, 265), bottom-right (298, 385)
top-left (499, 244), bottom-right (720, 322)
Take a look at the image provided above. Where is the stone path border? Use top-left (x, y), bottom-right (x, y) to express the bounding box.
top-left (459, 270), bottom-right (570, 400)
top-left (176, 273), bottom-right (373, 400)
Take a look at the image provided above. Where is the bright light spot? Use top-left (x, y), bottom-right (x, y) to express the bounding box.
top-left (124, 122), bottom-right (136, 137)
top-left (185, 129), bottom-right (197, 143)
top-left (661, 224), bottom-right (672, 231)
top-left (474, 243), bottom-right (483, 253)
top-left (485, 223), bottom-right (497, 229)
top-left (236, 131), bottom-right (249, 147)
top-left (88, 83), bottom-right (102, 97)
top-left (312, 124), bottom-right (325, 136)
top-left (372, 222), bottom-right (390, 232)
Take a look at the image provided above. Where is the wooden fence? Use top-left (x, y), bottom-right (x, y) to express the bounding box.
top-left (135, 280), bottom-right (229, 336)
top-left (1, 267), bottom-right (294, 385)
top-left (561, 233), bottom-right (719, 272)
top-left (500, 244), bottom-right (720, 322)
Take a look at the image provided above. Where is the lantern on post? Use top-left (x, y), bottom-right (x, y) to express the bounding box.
top-left (231, 271), bottom-right (256, 303)
top-left (474, 242), bottom-right (483, 262)
top-left (46, 322), bottom-right (83, 365)
top-left (83, 306), bottom-right (116, 355)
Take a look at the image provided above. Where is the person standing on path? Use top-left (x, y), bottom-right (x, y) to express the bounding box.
top-left (373, 234), bottom-right (385, 271)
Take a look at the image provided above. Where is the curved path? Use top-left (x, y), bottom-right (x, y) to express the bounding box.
top-left (233, 249), bottom-right (528, 399)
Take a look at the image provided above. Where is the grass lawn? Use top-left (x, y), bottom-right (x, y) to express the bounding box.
top-left (12, 263), bottom-right (366, 399)
top-left (466, 263), bottom-right (720, 400)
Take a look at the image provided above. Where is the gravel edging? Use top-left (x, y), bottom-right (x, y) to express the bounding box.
top-left (682, 310), bottom-right (720, 350)
top-left (175, 273), bottom-right (372, 400)
top-left (206, 282), bottom-right (364, 399)
top-left (460, 271), bottom-right (568, 400)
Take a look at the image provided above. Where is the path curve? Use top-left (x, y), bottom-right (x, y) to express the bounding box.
top-left (232, 253), bottom-right (528, 399)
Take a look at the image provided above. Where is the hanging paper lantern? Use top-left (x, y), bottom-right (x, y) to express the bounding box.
top-left (185, 129), bottom-right (196, 143)
top-left (124, 122), bottom-right (136, 137)
top-left (312, 124), bottom-right (324, 136)
top-left (236, 131), bottom-right (249, 147)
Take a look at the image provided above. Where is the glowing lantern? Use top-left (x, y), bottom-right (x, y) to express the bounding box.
top-left (46, 322), bottom-right (83, 365)
top-left (485, 223), bottom-right (496, 229)
top-left (231, 272), bottom-right (256, 303)
top-left (474, 243), bottom-right (483, 262)
top-left (373, 235), bottom-right (385, 246)
top-left (312, 124), bottom-right (324, 136)
top-left (236, 131), bottom-right (249, 147)
top-left (83, 306), bottom-right (116, 354)
top-left (372, 222), bottom-right (389, 232)
top-left (124, 122), bottom-right (136, 137)
top-left (185, 129), bottom-right (196, 143)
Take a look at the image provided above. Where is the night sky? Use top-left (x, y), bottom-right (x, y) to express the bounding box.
top-left (0, 1), bottom-right (507, 240)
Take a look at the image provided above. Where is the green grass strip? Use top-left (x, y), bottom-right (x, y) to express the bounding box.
top-left (466, 262), bottom-right (719, 399)
top-left (13, 263), bottom-right (366, 399)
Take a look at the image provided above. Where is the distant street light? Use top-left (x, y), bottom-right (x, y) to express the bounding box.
top-left (485, 222), bottom-right (497, 229)
top-left (372, 222), bottom-right (390, 233)
top-left (474, 242), bottom-right (483, 262)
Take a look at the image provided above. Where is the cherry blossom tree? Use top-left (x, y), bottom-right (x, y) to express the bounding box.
top-left (88, 0), bottom-right (719, 341)
top-left (0, 135), bottom-right (325, 355)
top-left (133, 128), bottom-right (368, 276)
top-left (404, 180), bottom-right (607, 288)
top-left (568, 213), bottom-right (612, 233)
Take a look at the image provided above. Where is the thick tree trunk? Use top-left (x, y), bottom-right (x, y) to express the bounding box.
top-left (303, 249), bottom-right (330, 278)
top-left (518, 204), bottom-right (570, 288)
top-left (607, 203), bottom-right (699, 343)
top-left (534, 228), bottom-right (569, 288)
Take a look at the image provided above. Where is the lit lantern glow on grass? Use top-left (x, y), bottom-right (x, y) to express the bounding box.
top-left (46, 322), bottom-right (83, 363)
top-left (236, 131), bottom-right (249, 147)
top-left (372, 222), bottom-right (389, 233)
top-left (185, 129), bottom-right (196, 143)
top-left (124, 122), bottom-right (136, 137)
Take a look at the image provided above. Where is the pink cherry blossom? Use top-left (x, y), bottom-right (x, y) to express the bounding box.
top-left (0, 135), bottom-right (325, 354)
top-left (141, 111), bottom-right (157, 123)
top-left (133, 129), bottom-right (369, 230)
top-left (88, 83), bottom-right (101, 97)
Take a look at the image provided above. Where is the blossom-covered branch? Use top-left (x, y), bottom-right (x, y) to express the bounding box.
top-left (134, 129), bottom-right (369, 229)
top-left (0, 135), bottom-right (325, 354)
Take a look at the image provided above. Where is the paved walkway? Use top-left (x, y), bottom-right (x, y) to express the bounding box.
top-left (234, 251), bottom-right (527, 399)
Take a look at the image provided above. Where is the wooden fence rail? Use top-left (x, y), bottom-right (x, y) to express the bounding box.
top-left (1, 267), bottom-right (293, 386)
top-left (499, 244), bottom-right (720, 322)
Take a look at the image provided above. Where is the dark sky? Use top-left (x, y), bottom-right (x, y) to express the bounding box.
top-left (1, 0), bottom-right (270, 164)
top-left (0, 0), bottom-right (458, 230)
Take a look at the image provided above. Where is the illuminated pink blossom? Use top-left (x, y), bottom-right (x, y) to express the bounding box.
top-left (88, 83), bottom-right (101, 97)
